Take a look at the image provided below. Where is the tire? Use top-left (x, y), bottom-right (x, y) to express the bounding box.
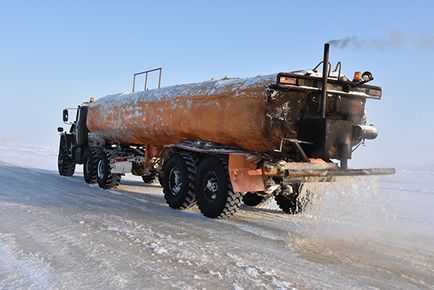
top-left (196, 156), bottom-right (242, 218)
top-left (58, 138), bottom-right (75, 176)
top-left (83, 147), bottom-right (101, 184)
top-left (275, 184), bottom-right (307, 214)
top-left (162, 153), bottom-right (197, 209)
top-left (242, 192), bottom-right (268, 207)
top-left (96, 150), bottom-right (121, 189)
top-left (157, 171), bottom-right (163, 187)
top-left (142, 171), bottom-right (157, 184)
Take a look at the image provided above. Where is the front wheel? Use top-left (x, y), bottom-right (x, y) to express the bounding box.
top-left (96, 150), bottom-right (121, 189)
top-left (58, 138), bottom-right (75, 176)
top-left (196, 156), bottom-right (242, 218)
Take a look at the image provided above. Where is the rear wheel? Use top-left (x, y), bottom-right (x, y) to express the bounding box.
top-left (83, 147), bottom-right (101, 184)
top-left (142, 171), bottom-right (157, 184)
top-left (275, 183), bottom-right (309, 214)
top-left (162, 153), bottom-right (197, 209)
top-left (196, 156), bottom-right (242, 218)
top-left (58, 138), bottom-right (75, 176)
top-left (96, 150), bottom-right (121, 189)
top-left (242, 192), bottom-right (269, 207)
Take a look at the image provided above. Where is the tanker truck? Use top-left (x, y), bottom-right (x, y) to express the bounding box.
top-left (57, 44), bottom-right (395, 218)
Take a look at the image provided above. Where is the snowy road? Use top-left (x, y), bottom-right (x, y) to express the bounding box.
top-left (0, 142), bottom-right (433, 289)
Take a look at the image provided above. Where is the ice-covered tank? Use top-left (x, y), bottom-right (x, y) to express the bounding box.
top-left (87, 75), bottom-right (281, 152)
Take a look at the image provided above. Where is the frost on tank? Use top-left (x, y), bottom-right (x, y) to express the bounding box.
top-left (86, 73), bottom-right (285, 152)
top-left (91, 73), bottom-right (278, 107)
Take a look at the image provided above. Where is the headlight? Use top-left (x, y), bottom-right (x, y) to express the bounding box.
top-left (367, 88), bottom-right (382, 98)
top-left (279, 76), bottom-right (297, 85)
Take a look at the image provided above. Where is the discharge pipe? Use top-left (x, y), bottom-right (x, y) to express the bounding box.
top-left (353, 124), bottom-right (378, 140)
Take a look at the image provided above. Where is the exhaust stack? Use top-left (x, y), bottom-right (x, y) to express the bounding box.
top-left (320, 43), bottom-right (330, 119)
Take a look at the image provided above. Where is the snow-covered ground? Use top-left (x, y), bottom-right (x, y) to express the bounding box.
top-left (0, 141), bottom-right (433, 289)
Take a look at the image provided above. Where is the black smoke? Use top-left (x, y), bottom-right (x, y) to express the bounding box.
top-left (328, 30), bottom-right (404, 50)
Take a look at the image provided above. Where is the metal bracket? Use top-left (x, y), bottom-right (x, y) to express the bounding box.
top-left (274, 138), bottom-right (312, 162)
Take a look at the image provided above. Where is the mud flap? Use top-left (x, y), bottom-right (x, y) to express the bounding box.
top-left (228, 154), bottom-right (266, 193)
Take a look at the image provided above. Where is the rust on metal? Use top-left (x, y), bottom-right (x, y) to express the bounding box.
top-left (87, 74), bottom-right (291, 152)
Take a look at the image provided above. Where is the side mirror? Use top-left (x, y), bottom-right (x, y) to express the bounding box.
top-left (57, 127), bottom-right (64, 133)
top-left (361, 71), bottom-right (373, 82)
top-left (63, 109), bottom-right (69, 122)
top-left (350, 71), bottom-right (374, 88)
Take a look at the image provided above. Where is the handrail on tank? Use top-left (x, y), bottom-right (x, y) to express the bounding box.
top-left (132, 68), bottom-right (163, 92)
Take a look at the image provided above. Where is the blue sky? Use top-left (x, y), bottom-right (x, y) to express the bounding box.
top-left (1, 0), bottom-right (433, 167)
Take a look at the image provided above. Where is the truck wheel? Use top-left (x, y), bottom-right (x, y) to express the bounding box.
top-left (83, 148), bottom-right (101, 184)
top-left (242, 192), bottom-right (269, 207)
top-left (274, 184), bottom-right (306, 214)
top-left (142, 171), bottom-right (157, 184)
top-left (157, 171), bottom-right (163, 186)
top-left (96, 150), bottom-right (121, 189)
top-left (196, 156), bottom-right (242, 218)
top-left (58, 139), bottom-right (75, 176)
top-left (162, 153), bottom-right (197, 209)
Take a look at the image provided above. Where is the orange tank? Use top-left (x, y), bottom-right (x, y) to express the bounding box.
top-left (86, 74), bottom-right (295, 152)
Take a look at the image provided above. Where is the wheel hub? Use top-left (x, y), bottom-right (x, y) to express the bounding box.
top-left (169, 167), bottom-right (183, 195)
top-left (97, 160), bottom-right (105, 179)
top-left (204, 174), bottom-right (219, 201)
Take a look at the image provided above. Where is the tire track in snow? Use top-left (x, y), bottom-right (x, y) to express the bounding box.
top-left (0, 235), bottom-right (56, 290)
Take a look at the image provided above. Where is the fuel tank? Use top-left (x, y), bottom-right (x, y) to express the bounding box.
top-left (86, 74), bottom-right (296, 152)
